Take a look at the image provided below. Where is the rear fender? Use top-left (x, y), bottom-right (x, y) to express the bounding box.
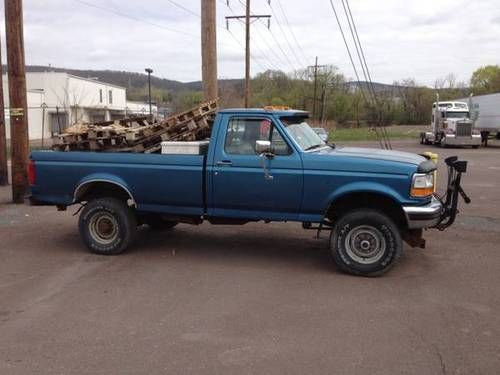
top-left (73, 174), bottom-right (136, 206)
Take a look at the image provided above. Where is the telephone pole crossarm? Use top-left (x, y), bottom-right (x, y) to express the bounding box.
top-left (225, 1), bottom-right (271, 108)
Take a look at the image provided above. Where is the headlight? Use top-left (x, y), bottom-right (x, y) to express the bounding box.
top-left (411, 173), bottom-right (434, 197)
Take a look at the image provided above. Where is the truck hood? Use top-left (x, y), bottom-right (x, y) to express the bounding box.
top-left (301, 145), bottom-right (434, 176)
top-left (319, 146), bottom-right (426, 166)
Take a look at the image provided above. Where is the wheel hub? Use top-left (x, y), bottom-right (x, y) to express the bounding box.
top-left (344, 225), bottom-right (386, 264)
top-left (89, 212), bottom-right (119, 245)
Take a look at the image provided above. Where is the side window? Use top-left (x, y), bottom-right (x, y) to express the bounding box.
top-left (224, 118), bottom-right (291, 155)
top-left (270, 127), bottom-right (291, 155)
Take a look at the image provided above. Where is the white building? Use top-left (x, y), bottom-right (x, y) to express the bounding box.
top-left (3, 72), bottom-right (157, 140)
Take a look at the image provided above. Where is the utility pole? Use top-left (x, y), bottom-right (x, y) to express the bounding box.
top-left (244, 0), bottom-right (250, 108)
top-left (5, 0), bottom-right (29, 203)
top-left (308, 57), bottom-right (327, 120)
top-left (201, 0), bottom-right (218, 101)
top-left (225, 3), bottom-right (270, 108)
top-left (145, 68), bottom-right (153, 116)
top-left (0, 34), bottom-right (8, 186)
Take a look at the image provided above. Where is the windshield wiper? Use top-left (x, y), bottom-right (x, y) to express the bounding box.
top-left (304, 144), bottom-right (324, 151)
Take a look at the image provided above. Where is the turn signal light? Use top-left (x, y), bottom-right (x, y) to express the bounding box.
top-left (410, 186), bottom-right (434, 197)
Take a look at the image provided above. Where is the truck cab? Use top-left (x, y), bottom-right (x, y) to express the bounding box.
top-left (421, 101), bottom-right (481, 147)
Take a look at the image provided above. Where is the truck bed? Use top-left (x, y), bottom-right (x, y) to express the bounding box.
top-left (30, 151), bottom-right (206, 216)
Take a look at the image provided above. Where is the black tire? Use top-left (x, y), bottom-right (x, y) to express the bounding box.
top-left (79, 197), bottom-right (137, 255)
top-left (144, 216), bottom-right (178, 231)
top-left (330, 209), bottom-right (402, 276)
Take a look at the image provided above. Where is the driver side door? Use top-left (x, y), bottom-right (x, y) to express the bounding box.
top-left (210, 115), bottom-right (303, 221)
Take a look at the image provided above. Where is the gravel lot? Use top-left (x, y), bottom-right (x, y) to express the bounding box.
top-left (1, 140), bottom-right (499, 374)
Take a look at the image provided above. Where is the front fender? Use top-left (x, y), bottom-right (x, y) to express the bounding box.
top-left (325, 181), bottom-right (407, 209)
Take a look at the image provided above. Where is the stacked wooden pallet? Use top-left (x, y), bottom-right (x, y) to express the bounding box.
top-left (52, 100), bottom-right (217, 153)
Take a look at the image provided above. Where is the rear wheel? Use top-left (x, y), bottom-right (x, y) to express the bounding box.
top-left (330, 209), bottom-right (402, 276)
top-left (79, 197), bottom-right (137, 255)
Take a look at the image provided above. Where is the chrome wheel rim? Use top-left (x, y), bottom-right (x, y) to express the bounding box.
top-left (89, 213), bottom-right (119, 245)
top-left (345, 225), bottom-right (386, 264)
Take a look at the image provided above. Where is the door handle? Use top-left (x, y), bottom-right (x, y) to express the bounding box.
top-left (217, 160), bottom-right (233, 167)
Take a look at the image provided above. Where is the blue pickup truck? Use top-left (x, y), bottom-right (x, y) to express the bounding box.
top-left (29, 108), bottom-right (469, 276)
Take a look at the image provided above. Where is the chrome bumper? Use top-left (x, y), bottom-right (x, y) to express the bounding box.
top-left (403, 197), bottom-right (443, 229)
top-left (442, 135), bottom-right (481, 146)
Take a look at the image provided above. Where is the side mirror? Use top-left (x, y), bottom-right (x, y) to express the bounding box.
top-left (255, 140), bottom-right (272, 155)
top-left (255, 140), bottom-right (274, 180)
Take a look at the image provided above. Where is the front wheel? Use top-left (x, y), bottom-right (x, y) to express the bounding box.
top-left (330, 210), bottom-right (402, 276)
top-left (79, 197), bottom-right (137, 255)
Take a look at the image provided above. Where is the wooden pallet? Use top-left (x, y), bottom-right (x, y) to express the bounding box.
top-left (52, 99), bottom-right (218, 153)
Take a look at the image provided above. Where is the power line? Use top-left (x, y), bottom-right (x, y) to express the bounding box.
top-left (234, 0), bottom-right (299, 71)
top-left (341, 0), bottom-right (391, 148)
top-left (74, 0), bottom-right (199, 39)
top-left (327, 0), bottom-right (367, 103)
top-left (252, 21), bottom-right (294, 71)
top-left (344, 0), bottom-right (377, 101)
top-left (327, 0), bottom-right (388, 149)
top-left (226, 27), bottom-right (269, 73)
top-left (271, 0), bottom-right (309, 66)
top-left (340, 0), bottom-right (374, 102)
top-left (222, 1), bottom-right (282, 72)
top-left (265, 1), bottom-right (304, 70)
top-left (166, 0), bottom-right (200, 18)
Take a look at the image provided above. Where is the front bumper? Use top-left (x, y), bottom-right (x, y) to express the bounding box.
top-left (403, 156), bottom-right (470, 231)
top-left (442, 135), bottom-right (481, 146)
top-left (403, 197), bottom-right (443, 229)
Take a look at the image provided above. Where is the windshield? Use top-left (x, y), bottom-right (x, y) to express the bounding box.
top-left (281, 118), bottom-right (326, 151)
top-left (446, 112), bottom-right (469, 119)
top-left (313, 128), bottom-right (327, 135)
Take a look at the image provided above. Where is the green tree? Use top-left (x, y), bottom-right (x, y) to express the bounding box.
top-left (470, 65), bottom-right (500, 95)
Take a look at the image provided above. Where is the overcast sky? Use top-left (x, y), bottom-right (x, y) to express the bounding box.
top-left (1, 0), bottom-right (499, 86)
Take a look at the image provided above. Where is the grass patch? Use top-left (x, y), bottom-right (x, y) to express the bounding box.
top-left (329, 126), bottom-right (422, 142)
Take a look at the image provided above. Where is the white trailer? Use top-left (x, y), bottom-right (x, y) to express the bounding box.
top-left (455, 93), bottom-right (500, 146)
top-left (420, 97), bottom-right (481, 148)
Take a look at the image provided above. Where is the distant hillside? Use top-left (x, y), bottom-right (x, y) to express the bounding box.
top-left (21, 65), bottom-right (194, 93)
top-left (9, 65), bottom-right (407, 96)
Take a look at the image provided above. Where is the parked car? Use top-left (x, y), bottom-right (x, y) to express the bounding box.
top-left (29, 108), bottom-right (470, 276)
top-left (312, 127), bottom-right (329, 142)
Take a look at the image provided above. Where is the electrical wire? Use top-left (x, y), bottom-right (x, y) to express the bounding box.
top-left (74, 0), bottom-right (199, 39)
top-left (234, 0), bottom-right (301, 71)
top-left (265, 1), bottom-right (305, 70)
top-left (165, 0), bottom-right (201, 18)
top-left (342, 0), bottom-right (392, 148)
top-left (222, 1), bottom-right (288, 72)
top-left (328, 0), bottom-right (389, 149)
top-left (254, 21), bottom-right (296, 71)
top-left (272, 0), bottom-right (309, 66)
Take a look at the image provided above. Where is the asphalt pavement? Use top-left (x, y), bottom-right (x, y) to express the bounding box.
top-left (1, 140), bottom-right (499, 374)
